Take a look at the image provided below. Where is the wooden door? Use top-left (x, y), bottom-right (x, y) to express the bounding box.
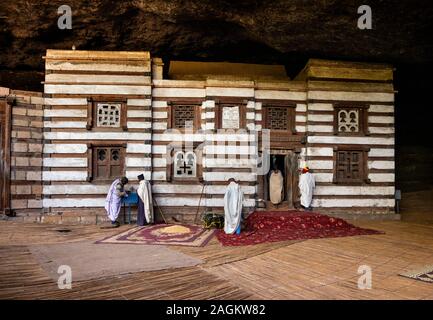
top-left (284, 151), bottom-right (299, 208)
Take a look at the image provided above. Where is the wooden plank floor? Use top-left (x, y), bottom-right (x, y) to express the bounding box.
top-left (0, 219), bottom-right (432, 299)
top-left (209, 221), bottom-right (433, 299)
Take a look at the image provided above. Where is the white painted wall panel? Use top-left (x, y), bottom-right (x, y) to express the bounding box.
top-left (44, 132), bottom-right (151, 141)
top-left (369, 105), bottom-right (394, 113)
top-left (128, 99), bottom-right (151, 106)
top-left (255, 90), bottom-right (306, 100)
top-left (46, 62), bottom-right (150, 73)
top-left (44, 144), bottom-right (87, 154)
top-left (308, 114), bottom-right (333, 122)
top-left (368, 160), bottom-right (395, 170)
top-left (44, 98), bottom-right (87, 106)
top-left (206, 87), bottom-right (254, 97)
top-left (45, 74), bottom-right (151, 84)
top-left (369, 173), bottom-right (395, 182)
top-left (42, 171), bottom-right (88, 181)
top-left (314, 186), bottom-right (395, 196)
top-left (127, 110), bottom-right (151, 118)
top-left (126, 157), bottom-right (151, 167)
top-left (203, 172), bottom-right (256, 182)
top-left (43, 158), bottom-right (87, 167)
top-left (308, 91), bottom-right (394, 102)
top-left (369, 148), bottom-right (394, 158)
top-left (308, 103), bottom-right (333, 111)
top-left (44, 121), bottom-right (87, 128)
top-left (127, 122), bottom-right (151, 129)
top-left (44, 109), bottom-right (87, 117)
top-left (308, 136), bottom-right (394, 145)
top-left (153, 88), bottom-right (205, 98)
top-left (45, 84), bottom-right (151, 95)
top-left (312, 198), bottom-right (394, 207)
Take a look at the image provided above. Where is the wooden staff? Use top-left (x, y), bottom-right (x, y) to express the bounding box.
top-left (152, 197), bottom-right (168, 224)
top-left (194, 183), bottom-right (206, 225)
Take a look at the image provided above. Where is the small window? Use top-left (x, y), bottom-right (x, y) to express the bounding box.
top-left (87, 98), bottom-right (127, 131)
top-left (174, 151), bottom-right (196, 178)
top-left (333, 147), bottom-right (369, 184)
top-left (263, 105), bottom-right (296, 133)
top-left (215, 103), bottom-right (246, 129)
top-left (334, 105), bottom-right (368, 135)
top-left (97, 103), bottom-right (121, 127)
top-left (91, 146), bottom-right (125, 181)
top-left (169, 104), bottom-right (201, 130)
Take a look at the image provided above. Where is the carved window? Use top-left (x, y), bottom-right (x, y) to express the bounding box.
top-left (334, 105), bottom-right (369, 135)
top-left (263, 104), bottom-right (296, 134)
top-left (169, 104), bottom-right (200, 130)
top-left (215, 103), bottom-right (246, 130)
top-left (96, 103), bottom-right (121, 127)
top-left (89, 145), bottom-right (125, 181)
top-left (87, 99), bottom-right (127, 131)
top-left (174, 151), bottom-right (196, 178)
top-left (333, 147), bottom-right (369, 184)
top-left (267, 107), bottom-right (288, 130)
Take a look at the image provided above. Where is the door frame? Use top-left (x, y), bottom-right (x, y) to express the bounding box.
top-left (0, 99), bottom-right (11, 215)
top-left (261, 149), bottom-right (300, 208)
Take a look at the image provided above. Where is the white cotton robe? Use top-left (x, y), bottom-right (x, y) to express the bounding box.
top-left (137, 180), bottom-right (154, 224)
top-left (223, 182), bottom-right (244, 234)
top-left (269, 170), bottom-right (284, 204)
top-left (299, 172), bottom-right (316, 208)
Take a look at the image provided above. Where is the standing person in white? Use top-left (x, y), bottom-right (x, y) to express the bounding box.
top-left (269, 169), bottom-right (284, 205)
top-left (223, 178), bottom-right (244, 234)
top-left (298, 167), bottom-right (315, 211)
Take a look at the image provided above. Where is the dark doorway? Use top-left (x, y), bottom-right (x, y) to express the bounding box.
top-left (268, 154), bottom-right (286, 201)
top-left (263, 151), bottom-right (299, 209)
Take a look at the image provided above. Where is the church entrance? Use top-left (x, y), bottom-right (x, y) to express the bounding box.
top-left (262, 150), bottom-right (300, 209)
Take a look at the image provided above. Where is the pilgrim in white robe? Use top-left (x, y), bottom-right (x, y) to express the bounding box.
top-left (269, 170), bottom-right (284, 204)
top-left (137, 179), bottom-right (154, 225)
top-left (105, 178), bottom-right (126, 223)
top-left (299, 171), bottom-right (315, 208)
top-left (223, 181), bottom-right (244, 234)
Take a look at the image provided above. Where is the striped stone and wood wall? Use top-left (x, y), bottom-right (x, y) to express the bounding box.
top-left (1, 52), bottom-right (396, 223)
top-left (41, 50), bottom-right (152, 222)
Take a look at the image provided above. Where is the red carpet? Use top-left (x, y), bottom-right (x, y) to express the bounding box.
top-left (216, 211), bottom-right (383, 246)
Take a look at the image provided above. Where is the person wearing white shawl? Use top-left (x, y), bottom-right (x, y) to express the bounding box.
top-left (223, 178), bottom-right (244, 234)
top-left (298, 166), bottom-right (315, 210)
top-left (269, 168), bottom-right (284, 205)
top-left (137, 173), bottom-right (154, 225)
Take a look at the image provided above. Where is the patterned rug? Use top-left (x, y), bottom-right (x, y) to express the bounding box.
top-left (217, 211), bottom-right (384, 246)
top-left (399, 265), bottom-right (433, 283)
top-left (97, 224), bottom-right (215, 247)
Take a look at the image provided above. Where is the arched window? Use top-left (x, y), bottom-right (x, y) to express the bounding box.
top-left (174, 151), bottom-right (196, 178)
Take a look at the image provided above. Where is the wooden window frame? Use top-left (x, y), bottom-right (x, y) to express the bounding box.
top-left (333, 103), bottom-right (370, 136)
top-left (332, 145), bottom-right (370, 185)
top-left (87, 97), bottom-right (127, 131)
top-left (166, 143), bottom-right (203, 183)
top-left (87, 142), bottom-right (126, 182)
top-left (262, 102), bottom-right (296, 134)
top-left (214, 99), bottom-right (247, 130)
top-left (167, 102), bottom-right (201, 131)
